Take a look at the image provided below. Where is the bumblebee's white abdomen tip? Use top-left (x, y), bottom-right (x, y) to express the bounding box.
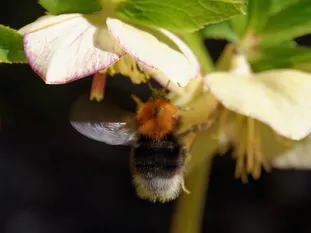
top-left (132, 174), bottom-right (182, 202)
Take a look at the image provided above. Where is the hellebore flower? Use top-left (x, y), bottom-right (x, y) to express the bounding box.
top-left (18, 13), bottom-right (200, 100)
top-left (196, 53), bottom-right (311, 182)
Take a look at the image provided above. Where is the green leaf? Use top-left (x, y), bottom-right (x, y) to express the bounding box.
top-left (39, 0), bottom-right (101, 14)
top-left (261, 0), bottom-right (311, 44)
top-left (201, 21), bottom-right (239, 42)
top-left (247, 0), bottom-right (271, 33)
top-left (0, 25), bottom-right (27, 64)
top-left (250, 41), bottom-right (311, 72)
top-left (115, 0), bottom-right (247, 32)
top-left (229, 0), bottom-right (248, 37)
top-left (293, 61), bottom-right (311, 72)
top-left (270, 0), bottom-right (301, 15)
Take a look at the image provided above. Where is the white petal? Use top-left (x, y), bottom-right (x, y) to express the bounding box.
top-left (106, 18), bottom-right (199, 90)
top-left (205, 69), bottom-right (311, 140)
top-left (18, 13), bottom-right (82, 34)
top-left (169, 75), bottom-right (205, 106)
top-left (22, 15), bottom-right (124, 84)
top-left (158, 29), bottom-right (200, 77)
top-left (177, 89), bottom-right (220, 171)
top-left (272, 134), bottom-right (311, 169)
top-left (178, 91), bottom-right (219, 133)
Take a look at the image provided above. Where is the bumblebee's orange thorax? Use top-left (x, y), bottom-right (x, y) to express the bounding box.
top-left (136, 98), bottom-right (179, 140)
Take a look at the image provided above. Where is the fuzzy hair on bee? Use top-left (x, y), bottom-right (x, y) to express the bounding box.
top-left (69, 83), bottom-right (210, 203)
top-left (128, 86), bottom-right (192, 202)
top-left (129, 133), bottom-right (189, 203)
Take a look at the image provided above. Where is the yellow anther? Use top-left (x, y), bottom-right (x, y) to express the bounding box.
top-left (105, 54), bottom-right (152, 84)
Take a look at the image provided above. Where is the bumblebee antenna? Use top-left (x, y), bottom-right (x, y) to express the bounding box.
top-left (159, 80), bottom-right (171, 96)
top-left (145, 78), bottom-right (170, 99)
top-left (165, 80), bottom-right (171, 90)
top-left (131, 94), bottom-right (144, 107)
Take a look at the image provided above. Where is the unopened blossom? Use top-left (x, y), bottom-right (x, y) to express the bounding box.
top-left (18, 13), bottom-right (200, 100)
top-left (195, 53), bottom-right (311, 182)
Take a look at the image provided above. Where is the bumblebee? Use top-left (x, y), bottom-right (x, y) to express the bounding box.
top-left (70, 86), bottom-right (208, 203)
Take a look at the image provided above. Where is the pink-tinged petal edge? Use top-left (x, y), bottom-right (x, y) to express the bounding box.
top-left (23, 34), bottom-right (125, 84)
top-left (106, 18), bottom-right (199, 90)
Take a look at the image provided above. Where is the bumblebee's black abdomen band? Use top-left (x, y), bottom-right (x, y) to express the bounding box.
top-left (133, 134), bottom-right (184, 178)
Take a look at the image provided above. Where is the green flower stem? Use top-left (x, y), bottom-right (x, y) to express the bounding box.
top-left (170, 32), bottom-right (215, 233)
top-left (170, 132), bottom-right (213, 233)
top-left (170, 164), bottom-right (210, 233)
top-left (181, 31), bottom-right (215, 74)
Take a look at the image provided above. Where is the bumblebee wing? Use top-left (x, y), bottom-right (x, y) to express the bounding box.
top-left (69, 94), bottom-right (138, 145)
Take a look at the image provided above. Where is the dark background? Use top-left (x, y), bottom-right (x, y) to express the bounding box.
top-left (1, 1), bottom-right (311, 233)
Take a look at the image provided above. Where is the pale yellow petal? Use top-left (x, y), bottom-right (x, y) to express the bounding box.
top-left (158, 29), bottom-right (200, 76)
top-left (272, 134), bottom-right (311, 169)
top-left (106, 18), bottom-right (199, 91)
top-left (178, 89), bottom-right (222, 170)
top-left (169, 76), bottom-right (205, 106)
top-left (178, 91), bottom-right (219, 134)
top-left (205, 69), bottom-right (311, 140)
top-left (22, 15), bottom-right (123, 84)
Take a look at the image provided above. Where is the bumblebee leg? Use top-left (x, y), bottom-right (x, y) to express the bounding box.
top-left (131, 94), bottom-right (144, 107)
top-left (147, 79), bottom-right (169, 98)
top-left (146, 80), bottom-right (158, 93)
top-left (181, 177), bottom-right (190, 194)
top-left (165, 80), bottom-right (171, 89)
top-left (177, 120), bottom-right (214, 138)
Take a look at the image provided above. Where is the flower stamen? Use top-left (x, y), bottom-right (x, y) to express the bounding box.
top-left (105, 55), bottom-right (152, 84)
top-left (234, 117), bottom-right (248, 182)
top-left (232, 116), bottom-right (269, 183)
top-left (216, 108), bottom-right (229, 140)
top-left (247, 117), bottom-right (255, 173)
top-left (214, 108), bottom-right (230, 154)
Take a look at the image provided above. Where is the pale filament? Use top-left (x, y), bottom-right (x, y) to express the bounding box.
top-left (232, 116), bottom-right (270, 183)
top-left (216, 108), bottom-right (229, 141)
top-left (213, 109), bottom-right (271, 183)
top-left (104, 55), bottom-right (151, 84)
top-left (215, 108), bottom-right (230, 154)
top-left (209, 108), bottom-right (230, 155)
top-left (214, 109), bottom-right (296, 182)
